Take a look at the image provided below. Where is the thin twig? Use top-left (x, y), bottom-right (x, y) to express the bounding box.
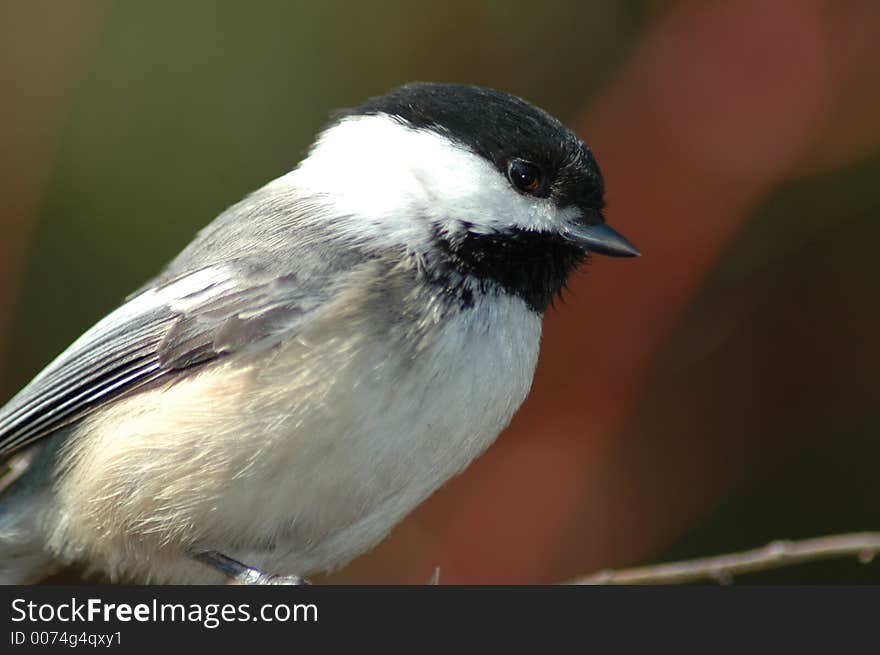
top-left (568, 532), bottom-right (880, 585)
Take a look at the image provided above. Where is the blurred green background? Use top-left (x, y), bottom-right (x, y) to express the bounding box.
top-left (1, 0), bottom-right (878, 583)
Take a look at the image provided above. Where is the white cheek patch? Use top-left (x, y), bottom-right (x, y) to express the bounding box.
top-left (268, 114), bottom-right (575, 247)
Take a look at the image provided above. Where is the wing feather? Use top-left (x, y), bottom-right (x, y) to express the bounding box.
top-left (0, 264), bottom-right (325, 457)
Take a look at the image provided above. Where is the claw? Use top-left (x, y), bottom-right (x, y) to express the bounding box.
top-left (195, 551), bottom-right (310, 585)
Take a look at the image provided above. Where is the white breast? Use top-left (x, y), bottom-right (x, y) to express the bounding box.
top-left (241, 291), bottom-right (543, 576)
top-left (46, 288), bottom-right (542, 582)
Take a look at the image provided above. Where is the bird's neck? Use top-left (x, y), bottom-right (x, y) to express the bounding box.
top-left (424, 227), bottom-right (586, 313)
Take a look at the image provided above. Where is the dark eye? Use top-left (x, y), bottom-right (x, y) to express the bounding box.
top-left (507, 159), bottom-right (543, 194)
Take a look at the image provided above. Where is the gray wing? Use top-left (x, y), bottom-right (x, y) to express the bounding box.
top-left (0, 262), bottom-right (330, 458)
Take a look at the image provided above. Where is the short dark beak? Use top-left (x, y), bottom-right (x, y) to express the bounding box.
top-left (566, 223), bottom-right (640, 257)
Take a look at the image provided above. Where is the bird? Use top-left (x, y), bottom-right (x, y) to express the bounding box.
top-left (0, 82), bottom-right (638, 584)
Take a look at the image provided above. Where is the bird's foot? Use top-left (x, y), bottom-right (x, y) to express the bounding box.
top-left (195, 550), bottom-right (311, 585)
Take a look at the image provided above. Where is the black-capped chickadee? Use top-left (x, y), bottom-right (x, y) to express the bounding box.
top-left (0, 83), bottom-right (638, 584)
